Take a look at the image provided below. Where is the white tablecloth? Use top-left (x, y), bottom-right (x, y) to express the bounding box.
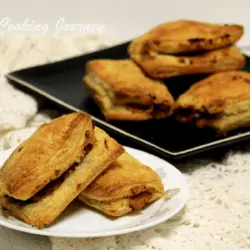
top-left (0, 35), bottom-right (250, 250)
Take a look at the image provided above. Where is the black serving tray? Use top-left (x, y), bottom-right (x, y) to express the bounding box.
top-left (6, 41), bottom-right (250, 160)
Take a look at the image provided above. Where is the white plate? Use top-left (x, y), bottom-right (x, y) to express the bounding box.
top-left (0, 146), bottom-right (189, 238)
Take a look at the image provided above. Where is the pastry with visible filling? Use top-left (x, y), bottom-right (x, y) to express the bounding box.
top-left (0, 113), bottom-right (124, 227)
top-left (83, 59), bottom-right (174, 120)
top-left (78, 152), bottom-right (164, 217)
top-left (128, 20), bottom-right (245, 79)
top-left (129, 20), bottom-right (244, 55)
top-left (0, 112), bottom-right (94, 200)
top-left (175, 71), bottom-right (250, 134)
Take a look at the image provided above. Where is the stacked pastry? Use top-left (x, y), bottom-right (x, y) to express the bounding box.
top-left (82, 20), bottom-right (246, 124)
top-left (128, 20), bottom-right (245, 78)
top-left (0, 112), bottom-right (164, 228)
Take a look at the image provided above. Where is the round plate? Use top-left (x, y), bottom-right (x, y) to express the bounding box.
top-left (0, 146), bottom-right (189, 238)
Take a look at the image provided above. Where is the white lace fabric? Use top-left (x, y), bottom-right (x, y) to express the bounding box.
top-left (0, 35), bottom-right (250, 250)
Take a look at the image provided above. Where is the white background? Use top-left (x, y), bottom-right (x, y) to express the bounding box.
top-left (0, 0), bottom-right (250, 45)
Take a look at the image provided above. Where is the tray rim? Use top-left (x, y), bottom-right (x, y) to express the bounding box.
top-left (6, 73), bottom-right (250, 159)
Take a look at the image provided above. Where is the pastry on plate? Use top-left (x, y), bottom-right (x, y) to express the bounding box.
top-left (78, 152), bottom-right (164, 217)
top-left (129, 45), bottom-right (245, 79)
top-left (128, 19), bottom-right (244, 55)
top-left (0, 112), bottom-right (95, 200)
top-left (175, 71), bottom-right (250, 134)
top-left (83, 59), bottom-right (174, 120)
top-left (0, 113), bottom-right (124, 227)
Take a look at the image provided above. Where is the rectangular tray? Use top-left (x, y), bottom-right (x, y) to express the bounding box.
top-left (6, 41), bottom-right (250, 160)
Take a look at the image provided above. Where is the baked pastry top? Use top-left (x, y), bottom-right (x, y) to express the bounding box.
top-left (128, 20), bottom-right (244, 55)
top-left (129, 45), bottom-right (245, 79)
top-left (83, 59), bottom-right (174, 120)
top-left (175, 71), bottom-right (250, 133)
top-left (78, 152), bottom-right (164, 217)
top-left (0, 112), bottom-right (95, 201)
top-left (0, 126), bottom-right (124, 227)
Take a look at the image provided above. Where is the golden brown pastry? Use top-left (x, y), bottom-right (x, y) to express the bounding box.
top-left (175, 71), bottom-right (250, 134)
top-left (128, 20), bottom-right (245, 79)
top-left (83, 59), bottom-right (174, 120)
top-left (128, 20), bottom-right (244, 55)
top-left (0, 112), bottom-right (94, 200)
top-left (129, 45), bottom-right (245, 79)
top-left (78, 152), bottom-right (164, 217)
top-left (0, 114), bottom-right (124, 227)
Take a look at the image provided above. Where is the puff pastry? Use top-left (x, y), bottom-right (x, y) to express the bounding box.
top-left (0, 112), bottom-right (95, 200)
top-left (175, 71), bottom-right (250, 134)
top-left (128, 20), bottom-right (243, 55)
top-left (78, 152), bottom-right (164, 217)
top-left (129, 45), bottom-right (245, 79)
top-left (83, 59), bottom-right (174, 120)
top-left (0, 126), bottom-right (124, 228)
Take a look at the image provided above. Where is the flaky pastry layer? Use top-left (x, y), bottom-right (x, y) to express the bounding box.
top-left (78, 152), bottom-right (164, 217)
top-left (129, 46), bottom-right (245, 79)
top-left (79, 192), bottom-right (162, 217)
top-left (176, 71), bottom-right (250, 133)
top-left (0, 112), bottom-right (94, 200)
top-left (83, 59), bottom-right (174, 120)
